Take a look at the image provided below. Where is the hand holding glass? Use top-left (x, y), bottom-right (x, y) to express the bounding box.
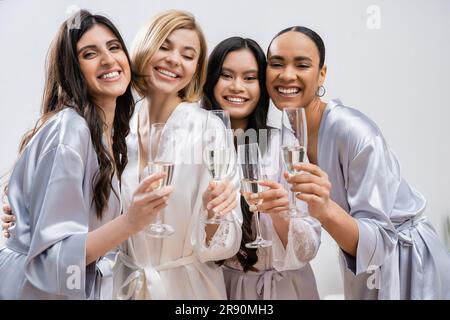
top-left (238, 143), bottom-right (272, 248)
top-left (281, 107), bottom-right (309, 219)
top-left (203, 110), bottom-right (235, 224)
top-left (141, 123), bottom-right (175, 237)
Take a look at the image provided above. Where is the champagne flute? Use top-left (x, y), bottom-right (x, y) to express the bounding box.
top-left (202, 110), bottom-right (235, 224)
top-left (141, 123), bottom-right (175, 237)
top-left (281, 107), bottom-right (309, 218)
top-left (238, 143), bottom-right (272, 248)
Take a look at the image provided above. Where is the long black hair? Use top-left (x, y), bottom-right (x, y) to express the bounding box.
top-left (204, 37), bottom-right (270, 272)
top-left (204, 37), bottom-right (269, 134)
top-left (268, 26), bottom-right (326, 69)
top-left (17, 10), bottom-right (135, 219)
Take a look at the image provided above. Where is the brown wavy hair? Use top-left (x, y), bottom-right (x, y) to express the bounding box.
top-left (16, 10), bottom-right (135, 219)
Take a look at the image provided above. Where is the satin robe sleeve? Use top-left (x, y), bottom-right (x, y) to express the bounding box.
top-left (24, 143), bottom-right (95, 298)
top-left (340, 134), bottom-right (399, 275)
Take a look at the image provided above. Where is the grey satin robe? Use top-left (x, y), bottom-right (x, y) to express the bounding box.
top-left (0, 108), bottom-right (121, 299)
top-left (222, 105), bottom-right (321, 300)
top-left (320, 99), bottom-right (450, 299)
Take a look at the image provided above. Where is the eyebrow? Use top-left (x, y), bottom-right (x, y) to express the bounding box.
top-left (164, 38), bottom-right (198, 54)
top-left (222, 67), bottom-right (258, 74)
top-left (77, 39), bottom-right (120, 54)
top-left (269, 55), bottom-right (312, 62)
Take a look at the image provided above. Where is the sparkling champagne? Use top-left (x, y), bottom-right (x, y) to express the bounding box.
top-left (281, 145), bottom-right (306, 174)
top-left (241, 179), bottom-right (264, 206)
top-left (144, 162), bottom-right (175, 188)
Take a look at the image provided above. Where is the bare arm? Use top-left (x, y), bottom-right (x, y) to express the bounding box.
top-left (286, 164), bottom-right (359, 256)
top-left (317, 201), bottom-right (359, 256)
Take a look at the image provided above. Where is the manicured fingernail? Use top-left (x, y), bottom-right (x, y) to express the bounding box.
top-left (249, 205), bottom-right (257, 212)
top-left (250, 193), bottom-right (259, 200)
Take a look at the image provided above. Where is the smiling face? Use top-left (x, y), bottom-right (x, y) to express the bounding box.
top-left (266, 31), bottom-right (326, 110)
top-left (144, 28), bottom-right (200, 98)
top-left (213, 49), bottom-right (261, 122)
top-left (77, 24), bottom-right (131, 104)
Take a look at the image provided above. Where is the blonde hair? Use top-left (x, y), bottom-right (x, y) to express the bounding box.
top-left (131, 10), bottom-right (207, 102)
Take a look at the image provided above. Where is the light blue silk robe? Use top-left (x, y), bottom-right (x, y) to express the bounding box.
top-left (320, 99), bottom-right (450, 299)
top-left (0, 108), bottom-right (121, 299)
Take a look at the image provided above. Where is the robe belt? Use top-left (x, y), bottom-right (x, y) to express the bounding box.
top-left (117, 250), bottom-right (196, 300)
top-left (378, 214), bottom-right (427, 299)
top-left (223, 265), bottom-right (284, 300)
top-left (393, 214), bottom-right (427, 246)
top-left (256, 268), bottom-right (284, 300)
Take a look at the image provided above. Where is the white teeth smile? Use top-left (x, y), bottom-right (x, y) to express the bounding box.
top-left (100, 71), bottom-right (120, 79)
top-left (157, 68), bottom-right (178, 78)
top-left (225, 96), bottom-right (246, 103)
top-left (277, 87), bottom-right (300, 95)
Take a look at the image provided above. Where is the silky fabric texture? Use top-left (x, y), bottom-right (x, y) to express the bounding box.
top-left (223, 213), bottom-right (320, 300)
top-left (222, 102), bottom-right (321, 300)
top-left (319, 99), bottom-right (450, 299)
top-left (112, 101), bottom-right (242, 300)
top-left (0, 108), bottom-right (121, 299)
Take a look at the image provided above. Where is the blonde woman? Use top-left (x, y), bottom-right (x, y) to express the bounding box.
top-left (112, 10), bottom-right (242, 300)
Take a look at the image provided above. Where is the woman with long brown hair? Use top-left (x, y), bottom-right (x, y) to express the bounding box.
top-left (0, 10), bottom-right (172, 299)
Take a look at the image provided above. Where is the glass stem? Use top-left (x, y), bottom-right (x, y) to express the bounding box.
top-left (289, 189), bottom-right (297, 214)
top-left (154, 211), bottom-right (163, 225)
top-left (254, 211), bottom-right (263, 241)
top-left (212, 179), bottom-right (221, 221)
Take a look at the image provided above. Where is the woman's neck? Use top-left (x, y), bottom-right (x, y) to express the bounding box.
top-left (95, 97), bottom-right (116, 157)
top-left (303, 96), bottom-right (326, 165)
top-left (96, 97), bottom-right (116, 137)
top-left (304, 97), bottom-right (326, 139)
top-left (231, 117), bottom-right (249, 131)
top-left (146, 91), bottom-right (182, 124)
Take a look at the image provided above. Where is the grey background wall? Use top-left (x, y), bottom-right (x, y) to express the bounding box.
top-left (1, 0), bottom-right (449, 298)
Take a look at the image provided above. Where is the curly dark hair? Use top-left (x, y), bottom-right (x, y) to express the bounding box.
top-left (17, 10), bottom-right (135, 219)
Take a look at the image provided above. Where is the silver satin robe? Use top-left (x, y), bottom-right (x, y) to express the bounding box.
top-left (0, 108), bottom-right (121, 299)
top-left (321, 99), bottom-right (450, 299)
